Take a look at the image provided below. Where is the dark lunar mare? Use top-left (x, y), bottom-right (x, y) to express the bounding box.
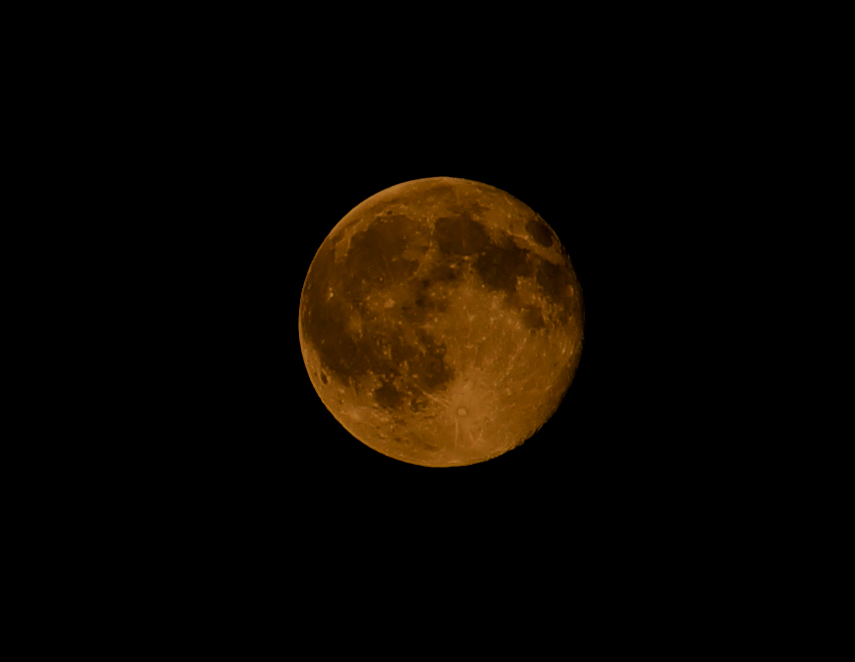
top-left (430, 207), bottom-right (577, 328)
top-left (301, 213), bottom-right (457, 412)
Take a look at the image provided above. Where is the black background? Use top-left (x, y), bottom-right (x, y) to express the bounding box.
top-left (39, 11), bottom-right (786, 635)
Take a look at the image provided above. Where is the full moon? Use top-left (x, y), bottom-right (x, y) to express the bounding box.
top-left (299, 177), bottom-right (584, 467)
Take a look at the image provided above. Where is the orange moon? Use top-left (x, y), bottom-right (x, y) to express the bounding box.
top-left (299, 177), bottom-right (584, 467)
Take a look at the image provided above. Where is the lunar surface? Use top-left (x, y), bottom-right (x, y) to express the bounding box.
top-left (299, 177), bottom-right (584, 467)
